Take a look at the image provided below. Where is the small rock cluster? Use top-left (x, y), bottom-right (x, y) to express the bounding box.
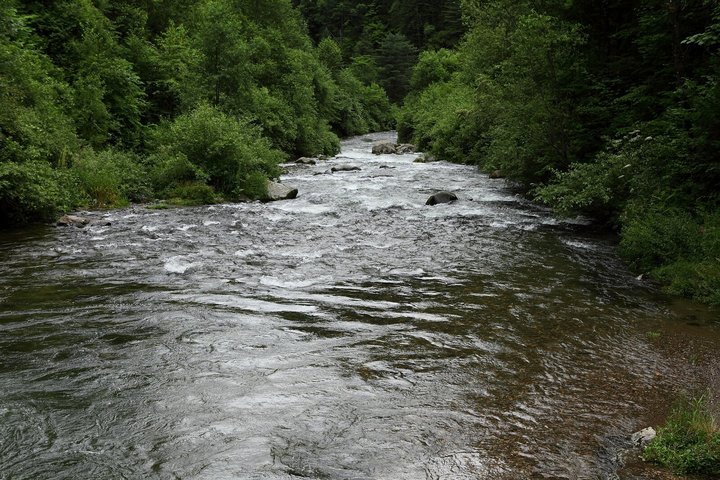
top-left (372, 142), bottom-right (417, 155)
top-left (56, 215), bottom-right (111, 228)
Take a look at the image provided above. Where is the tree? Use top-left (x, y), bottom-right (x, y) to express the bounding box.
top-left (376, 32), bottom-right (417, 102)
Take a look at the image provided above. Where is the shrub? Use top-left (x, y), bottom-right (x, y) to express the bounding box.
top-left (165, 182), bottom-right (218, 206)
top-left (409, 49), bottom-right (460, 92)
top-left (0, 160), bottom-right (79, 225)
top-left (241, 171), bottom-right (269, 200)
top-left (329, 68), bottom-right (393, 138)
top-left (399, 79), bottom-right (476, 163)
top-left (148, 104), bottom-right (284, 200)
top-left (620, 207), bottom-right (701, 273)
top-left (149, 152), bottom-right (209, 194)
top-left (71, 148), bottom-right (151, 207)
top-left (621, 208), bottom-right (720, 304)
top-left (644, 395), bottom-right (720, 475)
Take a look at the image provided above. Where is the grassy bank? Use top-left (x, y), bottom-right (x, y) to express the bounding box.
top-left (644, 395), bottom-right (720, 476)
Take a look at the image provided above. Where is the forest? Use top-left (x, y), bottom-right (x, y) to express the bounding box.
top-left (1, 0), bottom-right (719, 305)
top-left (395, 0), bottom-right (720, 305)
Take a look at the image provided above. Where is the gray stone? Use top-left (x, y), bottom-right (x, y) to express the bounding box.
top-left (426, 191), bottom-right (458, 206)
top-left (372, 142), bottom-right (397, 155)
top-left (295, 157), bottom-right (316, 165)
top-left (265, 181), bottom-right (298, 201)
top-left (395, 144), bottom-right (417, 154)
top-left (414, 153), bottom-right (437, 163)
top-left (331, 165), bottom-right (361, 173)
top-left (488, 170), bottom-right (505, 179)
top-left (57, 215), bottom-right (111, 228)
top-left (630, 427), bottom-right (656, 447)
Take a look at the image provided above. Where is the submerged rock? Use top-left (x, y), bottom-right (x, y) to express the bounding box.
top-left (426, 191), bottom-right (458, 206)
top-left (488, 170), bottom-right (505, 179)
top-left (295, 157), bottom-right (316, 165)
top-left (414, 153), bottom-right (437, 163)
top-left (331, 165), bottom-right (361, 173)
top-left (56, 215), bottom-right (111, 228)
top-left (265, 181), bottom-right (298, 201)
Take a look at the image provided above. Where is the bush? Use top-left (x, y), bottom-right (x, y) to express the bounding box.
top-left (409, 49), bottom-right (460, 91)
top-left (149, 153), bottom-right (209, 194)
top-left (644, 395), bottom-right (720, 475)
top-left (241, 171), bottom-right (269, 200)
top-left (71, 148), bottom-right (152, 207)
top-left (620, 207), bottom-right (702, 273)
top-left (398, 79), bottom-right (476, 163)
top-left (148, 104), bottom-right (284, 200)
top-left (0, 160), bottom-right (79, 224)
top-left (165, 182), bottom-right (218, 206)
top-left (326, 67), bottom-right (393, 138)
top-left (621, 208), bottom-right (720, 304)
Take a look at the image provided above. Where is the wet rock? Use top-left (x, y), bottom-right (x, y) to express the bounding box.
top-left (372, 142), bottom-right (397, 155)
top-left (488, 170), bottom-right (505, 179)
top-left (378, 165), bottom-right (395, 169)
top-left (396, 144), bottom-right (417, 154)
top-left (331, 165), bottom-right (361, 173)
top-left (56, 215), bottom-right (111, 228)
top-left (414, 153), bottom-right (437, 163)
top-left (426, 191), bottom-right (458, 206)
top-left (630, 427), bottom-right (656, 447)
top-left (372, 142), bottom-right (417, 155)
top-left (295, 157), bottom-right (316, 165)
top-left (265, 181), bottom-right (298, 201)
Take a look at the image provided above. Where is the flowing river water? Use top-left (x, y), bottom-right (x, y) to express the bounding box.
top-left (1, 132), bottom-right (719, 479)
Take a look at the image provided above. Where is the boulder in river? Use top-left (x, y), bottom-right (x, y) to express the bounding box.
top-left (488, 170), bottom-right (505, 179)
top-left (57, 215), bottom-right (111, 228)
top-left (396, 144), bottom-right (417, 154)
top-left (426, 191), bottom-right (458, 206)
top-left (265, 180), bottom-right (298, 202)
top-left (372, 142), bottom-right (397, 155)
top-left (414, 153), bottom-right (437, 163)
top-left (331, 165), bottom-right (361, 173)
top-left (372, 142), bottom-right (418, 155)
top-left (295, 157), bottom-right (316, 165)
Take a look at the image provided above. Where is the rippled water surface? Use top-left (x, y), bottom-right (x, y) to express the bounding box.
top-left (1, 133), bottom-right (719, 479)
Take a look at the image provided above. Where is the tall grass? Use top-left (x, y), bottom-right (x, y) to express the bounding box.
top-left (643, 395), bottom-right (720, 475)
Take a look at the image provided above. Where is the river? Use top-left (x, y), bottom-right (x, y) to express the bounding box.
top-left (1, 132), bottom-right (718, 479)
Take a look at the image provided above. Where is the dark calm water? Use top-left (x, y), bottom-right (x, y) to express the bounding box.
top-left (1, 133), bottom-right (718, 479)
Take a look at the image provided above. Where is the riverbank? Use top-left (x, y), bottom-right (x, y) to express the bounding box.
top-left (620, 298), bottom-right (720, 478)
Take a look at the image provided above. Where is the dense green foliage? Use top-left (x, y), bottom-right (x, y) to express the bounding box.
top-left (399, 0), bottom-right (720, 304)
top-left (644, 395), bottom-right (720, 475)
top-left (293, 0), bottom-right (463, 103)
top-left (0, 0), bottom-right (393, 224)
top-left (3, 0), bottom-right (718, 304)
top-left (148, 104), bottom-right (284, 199)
